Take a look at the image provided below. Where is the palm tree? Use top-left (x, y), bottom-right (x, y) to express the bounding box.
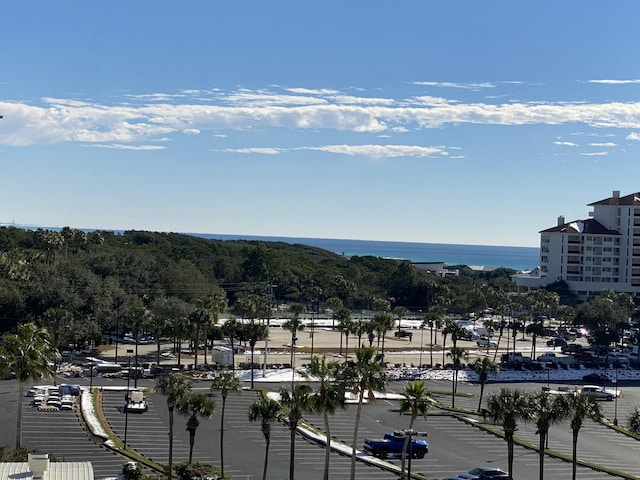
top-left (485, 388), bottom-right (531, 479)
top-left (336, 308), bottom-right (352, 359)
top-left (426, 306), bottom-right (446, 367)
top-left (279, 384), bottom-right (313, 480)
top-left (156, 373), bottom-right (193, 479)
top-left (399, 381), bottom-right (432, 479)
top-left (211, 372), bottom-right (242, 478)
top-left (628, 405), bottom-right (640, 434)
top-left (373, 313), bottom-right (394, 353)
top-left (283, 303), bottom-right (305, 386)
top-left (470, 357), bottom-right (499, 412)
top-left (221, 318), bottom-right (241, 371)
top-left (0, 322), bottom-right (60, 448)
top-left (249, 397), bottom-right (282, 480)
top-left (307, 355), bottom-right (346, 480)
top-left (527, 390), bottom-right (569, 480)
top-left (242, 321), bottom-right (268, 388)
top-left (447, 346), bottom-right (468, 408)
top-left (177, 392), bottom-right (216, 464)
top-left (568, 393), bottom-right (602, 480)
top-left (344, 346), bottom-right (387, 480)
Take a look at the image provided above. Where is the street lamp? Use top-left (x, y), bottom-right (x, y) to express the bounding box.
top-left (123, 349), bottom-right (133, 448)
top-left (419, 322), bottom-right (425, 368)
top-left (614, 370), bottom-right (619, 426)
top-left (395, 429), bottom-right (428, 479)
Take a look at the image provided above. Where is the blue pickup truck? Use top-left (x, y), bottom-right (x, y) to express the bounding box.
top-left (363, 431), bottom-right (429, 459)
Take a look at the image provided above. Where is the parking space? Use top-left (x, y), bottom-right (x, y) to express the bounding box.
top-left (21, 388), bottom-right (127, 479)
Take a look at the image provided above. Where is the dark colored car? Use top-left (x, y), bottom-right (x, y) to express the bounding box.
top-left (546, 337), bottom-right (567, 347)
top-left (394, 330), bottom-right (413, 340)
top-left (457, 467), bottom-right (509, 479)
top-left (582, 372), bottom-right (609, 384)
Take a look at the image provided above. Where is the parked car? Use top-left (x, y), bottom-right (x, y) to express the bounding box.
top-left (363, 431), bottom-right (428, 459)
top-left (561, 343), bottom-right (583, 354)
top-left (394, 330), bottom-right (413, 340)
top-left (476, 336), bottom-right (497, 348)
top-left (582, 372), bottom-right (608, 384)
top-left (581, 385), bottom-right (614, 401)
top-left (457, 467), bottom-right (509, 479)
top-left (546, 337), bottom-right (567, 347)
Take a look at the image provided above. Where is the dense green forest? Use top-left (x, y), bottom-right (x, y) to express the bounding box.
top-left (0, 226), bottom-right (521, 350)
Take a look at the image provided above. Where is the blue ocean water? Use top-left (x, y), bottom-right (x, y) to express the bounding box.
top-left (194, 233), bottom-right (540, 270)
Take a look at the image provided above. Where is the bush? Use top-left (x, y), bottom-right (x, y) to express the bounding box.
top-left (122, 461), bottom-right (143, 480)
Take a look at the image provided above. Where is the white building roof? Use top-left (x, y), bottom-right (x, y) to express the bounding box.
top-left (0, 461), bottom-right (94, 480)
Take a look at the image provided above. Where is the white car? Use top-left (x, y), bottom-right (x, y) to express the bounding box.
top-left (476, 336), bottom-right (498, 347)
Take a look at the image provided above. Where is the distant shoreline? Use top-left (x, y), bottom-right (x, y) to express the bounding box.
top-left (0, 224), bottom-right (540, 271)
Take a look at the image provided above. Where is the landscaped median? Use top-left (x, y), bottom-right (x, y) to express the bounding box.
top-left (457, 413), bottom-right (640, 480)
top-left (79, 386), bottom-right (165, 474)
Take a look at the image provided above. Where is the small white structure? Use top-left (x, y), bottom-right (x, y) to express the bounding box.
top-left (0, 453), bottom-right (94, 480)
top-left (212, 345), bottom-right (234, 366)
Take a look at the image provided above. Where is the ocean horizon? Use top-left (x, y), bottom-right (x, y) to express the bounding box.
top-left (193, 233), bottom-right (539, 271)
top-left (1, 224), bottom-right (539, 271)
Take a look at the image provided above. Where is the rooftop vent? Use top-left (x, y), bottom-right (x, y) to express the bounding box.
top-left (28, 453), bottom-right (49, 479)
top-left (613, 190), bottom-right (620, 198)
top-left (557, 215), bottom-right (565, 226)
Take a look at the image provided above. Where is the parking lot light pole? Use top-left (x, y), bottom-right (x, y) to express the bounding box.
top-left (395, 429), bottom-right (428, 479)
top-left (614, 371), bottom-right (619, 426)
top-left (124, 349), bottom-right (133, 448)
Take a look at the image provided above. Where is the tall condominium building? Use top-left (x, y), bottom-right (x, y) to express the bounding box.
top-left (512, 190), bottom-right (640, 300)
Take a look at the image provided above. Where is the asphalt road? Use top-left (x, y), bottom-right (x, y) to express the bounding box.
top-left (2, 374), bottom-right (640, 480)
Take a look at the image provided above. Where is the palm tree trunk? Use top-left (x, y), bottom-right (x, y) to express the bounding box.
top-left (220, 397), bottom-right (226, 478)
top-left (350, 387), bottom-right (365, 480)
top-left (572, 429), bottom-right (578, 480)
top-left (189, 430), bottom-right (195, 464)
top-left (263, 436), bottom-right (270, 480)
top-left (323, 411), bottom-right (331, 480)
top-left (538, 430), bottom-right (545, 480)
top-left (506, 434), bottom-right (515, 480)
top-left (478, 382), bottom-right (485, 412)
top-left (429, 326), bottom-right (433, 366)
top-left (16, 381), bottom-right (24, 448)
top-left (401, 415), bottom-right (416, 479)
top-left (168, 407), bottom-right (174, 480)
top-left (289, 421), bottom-right (296, 480)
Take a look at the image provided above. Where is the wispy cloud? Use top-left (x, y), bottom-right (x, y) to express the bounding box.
top-left (580, 151), bottom-right (608, 156)
top-left (4, 85), bottom-right (640, 147)
top-left (412, 81), bottom-right (495, 90)
top-left (223, 147), bottom-right (283, 155)
top-left (220, 144), bottom-right (450, 159)
top-left (554, 141), bottom-right (578, 147)
top-left (304, 144), bottom-right (448, 159)
top-left (84, 144), bottom-right (167, 150)
top-left (588, 142), bottom-right (616, 147)
top-left (588, 79), bottom-right (640, 85)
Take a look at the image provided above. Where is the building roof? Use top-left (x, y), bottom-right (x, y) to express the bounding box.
top-left (0, 461), bottom-right (94, 480)
top-left (589, 191), bottom-right (640, 206)
top-left (539, 218), bottom-right (620, 235)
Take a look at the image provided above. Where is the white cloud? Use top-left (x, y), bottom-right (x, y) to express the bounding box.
top-left (84, 143), bottom-right (167, 150)
top-left (579, 151), bottom-right (608, 156)
top-left (223, 147), bottom-right (283, 155)
top-left (413, 81), bottom-right (495, 90)
top-left (554, 141), bottom-right (578, 147)
top-left (285, 87), bottom-right (340, 95)
top-left (6, 86), bottom-right (640, 147)
top-left (588, 142), bottom-right (616, 147)
top-left (627, 132), bottom-right (640, 141)
top-left (588, 79), bottom-right (640, 85)
top-left (305, 144), bottom-right (447, 159)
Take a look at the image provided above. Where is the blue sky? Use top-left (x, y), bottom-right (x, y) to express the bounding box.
top-left (2, 1), bottom-right (640, 247)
